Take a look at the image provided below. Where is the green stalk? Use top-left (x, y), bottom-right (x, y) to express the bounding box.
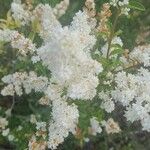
top-left (106, 10), bottom-right (120, 59)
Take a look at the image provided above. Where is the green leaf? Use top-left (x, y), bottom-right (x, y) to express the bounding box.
top-left (129, 1), bottom-right (145, 11)
top-left (110, 48), bottom-right (124, 55)
top-left (110, 44), bottom-right (124, 55)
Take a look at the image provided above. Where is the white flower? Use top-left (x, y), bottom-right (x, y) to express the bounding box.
top-left (110, 0), bottom-right (119, 7)
top-left (99, 91), bottom-right (115, 113)
top-left (31, 56), bottom-right (41, 64)
top-left (36, 122), bottom-right (47, 132)
top-left (30, 114), bottom-right (37, 124)
top-left (110, 0), bottom-right (130, 16)
top-left (8, 134), bottom-right (15, 141)
top-left (2, 128), bottom-right (10, 136)
top-left (89, 117), bottom-right (102, 135)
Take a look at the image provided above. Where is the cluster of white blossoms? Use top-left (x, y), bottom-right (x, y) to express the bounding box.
top-left (48, 99), bottom-right (79, 149)
top-left (29, 120), bottom-right (47, 150)
top-left (0, 117), bottom-right (16, 142)
top-left (11, 0), bottom-right (69, 26)
top-left (111, 68), bottom-right (150, 131)
top-left (11, 0), bottom-right (31, 25)
top-left (0, 29), bottom-right (35, 56)
top-left (89, 117), bottom-right (102, 135)
top-left (32, 4), bottom-right (61, 42)
top-left (1, 71), bottom-right (48, 96)
top-left (37, 10), bottom-right (103, 100)
top-left (99, 91), bottom-right (115, 113)
top-left (53, 0), bottom-right (70, 18)
top-left (129, 45), bottom-right (150, 67)
top-left (1, 0), bottom-right (149, 149)
top-left (110, 0), bottom-right (130, 15)
top-left (110, 0), bottom-right (129, 6)
top-left (89, 117), bottom-right (121, 135)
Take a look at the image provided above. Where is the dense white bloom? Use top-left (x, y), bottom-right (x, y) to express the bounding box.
top-left (0, 29), bottom-right (35, 55)
top-left (36, 122), bottom-right (47, 132)
top-left (112, 68), bottom-right (150, 131)
top-left (23, 71), bottom-right (48, 94)
top-left (53, 0), bottom-right (70, 18)
top-left (89, 117), bottom-right (102, 135)
top-left (110, 0), bottom-right (130, 15)
top-left (0, 117), bottom-right (8, 129)
top-left (32, 4), bottom-right (61, 42)
top-left (129, 45), bottom-right (150, 67)
top-left (67, 75), bottom-right (99, 100)
top-left (11, 0), bottom-right (31, 25)
top-left (99, 91), bottom-right (115, 113)
top-left (48, 99), bottom-right (79, 149)
top-left (1, 84), bottom-right (15, 96)
top-left (37, 11), bottom-right (103, 100)
top-left (1, 72), bottom-right (48, 96)
top-left (2, 128), bottom-right (10, 137)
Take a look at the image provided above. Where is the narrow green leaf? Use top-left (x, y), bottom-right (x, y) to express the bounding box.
top-left (110, 48), bottom-right (124, 56)
top-left (129, 1), bottom-right (145, 11)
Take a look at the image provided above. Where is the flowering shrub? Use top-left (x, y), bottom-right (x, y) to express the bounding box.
top-left (0, 0), bottom-right (149, 149)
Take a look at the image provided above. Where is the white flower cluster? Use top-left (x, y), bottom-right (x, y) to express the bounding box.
top-left (53, 0), bottom-right (70, 18)
top-left (40, 83), bottom-right (79, 149)
top-left (32, 4), bottom-right (61, 42)
top-left (48, 99), bottom-right (79, 150)
top-left (99, 91), bottom-right (115, 113)
top-left (129, 45), bottom-right (150, 67)
top-left (11, 0), bottom-right (31, 25)
top-left (89, 117), bottom-right (102, 135)
top-left (0, 29), bottom-right (35, 56)
top-left (110, 0), bottom-right (130, 15)
top-left (110, 0), bottom-right (129, 7)
top-left (112, 68), bottom-right (150, 131)
top-left (1, 71), bottom-right (48, 96)
top-left (89, 117), bottom-right (121, 135)
top-left (0, 117), bottom-right (15, 142)
top-left (0, 117), bottom-right (8, 130)
top-left (37, 10), bottom-right (103, 100)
